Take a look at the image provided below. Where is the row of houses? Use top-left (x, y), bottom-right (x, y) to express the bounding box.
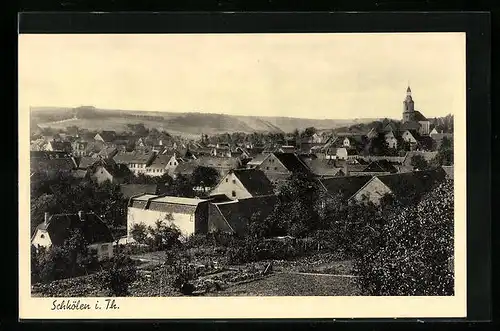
top-left (30, 162), bottom-right (453, 261)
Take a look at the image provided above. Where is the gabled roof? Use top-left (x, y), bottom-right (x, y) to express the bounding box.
top-left (319, 175), bottom-right (373, 200)
top-left (77, 156), bottom-right (99, 169)
top-left (34, 212), bottom-right (114, 246)
top-left (30, 151), bottom-right (76, 174)
top-left (48, 141), bottom-right (72, 151)
top-left (400, 121), bottom-right (421, 131)
top-left (231, 169), bottom-right (275, 196)
top-left (247, 153), bottom-right (269, 165)
top-left (441, 166), bottom-right (454, 179)
top-left (148, 154), bottom-right (173, 169)
top-left (273, 152), bottom-right (311, 173)
top-left (91, 158), bottom-right (132, 178)
top-left (413, 111), bottom-right (428, 122)
top-left (304, 159), bottom-right (344, 177)
top-left (403, 151), bottom-right (438, 166)
top-left (213, 195), bottom-right (279, 234)
top-left (363, 160), bottom-right (398, 173)
top-left (113, 150), bottom-right (156, 165)
top-left (119, 184), bottom-right (158, 199)
top-left (376, 168), bottom-right (446, 198)
top-left (96, 131), bottom-right (117, 142)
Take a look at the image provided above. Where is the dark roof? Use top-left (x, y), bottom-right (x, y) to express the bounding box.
top-left (91, 158), bottom-right (132, 178)
top-left (30, 151), bottom-right (76, 174)
top-left (416, 135), bottom-right (435, 150)
top-left (400, 121), bottom-right (421, 131)
top-left (274, 153), bottom-right (311, 173)
top-left (119, 184), bottom-right (158, 199)
top-left (442, 166), bottom-right (454, 179)
top-left (413, 111), bottom-right (428, 121)
top-left (113, 150), bottom-right (156, 165)
top-left (174, 161), bottom-right (198, 176)
top-left (376, 168), bottom-right (447, 198)
top-left (303, 159), bottom-right (344, 177)
top-left (346, 148), bottom-right (358, 156)
top-left (148, 154), bottom-right (173, 169)
top-left (77, 156), bottom-right (99, 169)
top-left (213, 195), bottom-right (279, 235)
top-left (319, 175), bottom-right (373, 200)
top-left (96, 131), bottom-right (117, 142)
top-left (34, 212), bottom-right (113, 246)
top-left (49, 141), bottom-right (72, 151)
top-left (195, 156), bottom-right (241, 169)
top-left (232, 169), bottom-right (275, 196)
top-left (403, 151), bottom-right (438, 166)
top-left (363, 160), bottom-right (398, 173)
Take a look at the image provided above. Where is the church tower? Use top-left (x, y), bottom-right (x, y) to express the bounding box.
top-left (402, 85), bottom-right (415, 123)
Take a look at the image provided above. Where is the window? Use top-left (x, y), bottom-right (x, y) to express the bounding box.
top-left (266, 167), bottom-right (269, 170)
top-left (40, 234), bottom-right (45, 239)
top-left (231, 190), bottom-right (236, 197)
top-left (232, 179), bottom-right (236, 184)
top-left (226, 178), bottom-right (228, 182)
top-left (274, 167), bottom-right (277, 170)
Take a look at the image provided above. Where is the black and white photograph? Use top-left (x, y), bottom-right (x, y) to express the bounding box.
top-left (19, 31), bottom-right (466, 318)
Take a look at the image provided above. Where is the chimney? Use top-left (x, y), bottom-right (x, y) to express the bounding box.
top-left (78, 210), bottom-right (84, 222)
top-left (44, 212), bottom-right (50, 225)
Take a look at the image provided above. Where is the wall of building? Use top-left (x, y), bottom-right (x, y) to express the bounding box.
top-left (352, 177), bottom-right (392, 205)
top-left (210, 173), bottom-right (252, 200)
top-left (127, 207), bottom-right (196, 238)
top-left (31, 229), bottom-right (52, 247)
top-left (88, 242), bottom-right (114, 261)
top-left (92, 166), bottom-right (114, 185)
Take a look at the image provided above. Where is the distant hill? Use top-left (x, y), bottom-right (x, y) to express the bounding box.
top-left (30, 106), bottom-right (380, 137)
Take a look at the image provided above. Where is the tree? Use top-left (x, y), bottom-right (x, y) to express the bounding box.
top-left (130, 223), bottom-right (148, 245)
top-left (167, 175), bottom-right (195, 197)
top-left (191, 166), bottom-right (220, 189)
top-left (433, 136), bottom-right (453, 166)
top-left (98, 253), bottom-right (138, 296)
top-left (410, 154), bottom-right (429, 170)
top-left (353, 180), bottom-right (454, 295)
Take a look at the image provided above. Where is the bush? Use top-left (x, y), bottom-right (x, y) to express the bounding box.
top-left (98, 254), bottom-right (138, 296)
top-left (352, 180), bottom-right (454, 295)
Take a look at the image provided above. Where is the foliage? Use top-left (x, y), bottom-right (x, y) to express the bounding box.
top-left (191, 166), bottom-right (220, 188)
top-left (98, 253), bottom-right (138, 296)
top-left (166, 174), bottom-right (195, 197)
top-left (130, 223), bottom-right (148, 245)
top-left (145, 217), bottom-right (183, 251)
top-left (433, 136), bottom-right (453, 166)
top-left (352, 180), bottom-right (454, 295)
top-left (410, 154), bottom-right (430, 170)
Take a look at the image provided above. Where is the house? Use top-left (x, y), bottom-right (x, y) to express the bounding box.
top-left (355, 168), bottom-right (447, 204)
top-left (403, 151), bottom-right (438, 167)
top-left (207, 195), bottom-right (279, 236)
top-left (442, 166), bottom-right (454, 180)
top-left (257, 152), bottom-right (311, 183)
top-left (302, 159), bottom-right (345, 178)
top-left (246, 154), bottom-right (269, 169)
top-left (44, 141), bottom-right (73, 153)
top-left (94, 131), bottom-right (117, 143)
top-left (362, 160), bottom-right (399, 174)
top-left (209, 169), bottom-right (275, 200)
top-left (88, 158), bottom-right (132, 185)
top-left (318, 175), bottom-right (374, 203)
top-left (113, 150), bottom-right (157, 175)
top-left (31, 211), bottom-right (114, 261)
top-left (145, 153), bottom-right (180, 177)
top-left (119, 183), bottom-right (160, 199)
top-left (76, 156), bottom-right (99, 170)
top-left (71, 140), bottom-right (88, 157)
top-left (430, 127), bottom-right (439, 135)
top-left (127, 194), bottom-right (211, 238)
top-left (430, 132), bottom-right (454, 148)
top-left (384, 131), bottom-right (399, 149)
top-left (96, 146), bottom-right (118, 159)
top-left (30, 151), bottom-right (77, 178)
top-left (402, 130), bottom-right (419, 145)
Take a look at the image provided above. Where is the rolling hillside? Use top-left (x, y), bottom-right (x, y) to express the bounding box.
top-left (30, 106), bottom-right (380, 137)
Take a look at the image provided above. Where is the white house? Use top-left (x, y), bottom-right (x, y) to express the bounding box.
top-left (209, 169), bottom-right (275, 200)
top-left (127, 194), bottom-right (210, 240)
top-left (31, 211), bottom-right (114, 261)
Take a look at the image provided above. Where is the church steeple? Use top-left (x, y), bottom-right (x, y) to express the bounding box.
top-left (406, 85), bottom-right (412, 95)
top-left (403, 85), bottom-right (415, 123)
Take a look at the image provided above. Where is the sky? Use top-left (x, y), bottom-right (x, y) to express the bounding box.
top-left (18, 33), bottom-right (465, 120)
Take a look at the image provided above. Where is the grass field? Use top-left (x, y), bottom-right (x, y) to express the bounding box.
top-left (211, 272), bottom-right (362, 296)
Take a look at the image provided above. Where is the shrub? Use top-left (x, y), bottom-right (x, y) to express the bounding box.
top-left (353, 180), bottom-right (454, 295)
top-left (98, 253), bottom-right (138, 296)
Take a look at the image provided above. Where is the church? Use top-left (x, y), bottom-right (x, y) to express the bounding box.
top-left (401, 86), bottom-right (431, 135)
